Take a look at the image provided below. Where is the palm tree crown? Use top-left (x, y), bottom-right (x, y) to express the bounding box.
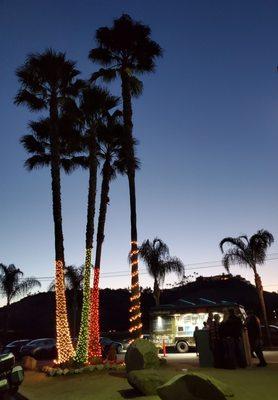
top-left (0, 264), bottom-right (41, 305)
top-left (219, 229), bottom-right (274, 272)
top-left (21, 117), bottom-right (82, 173)
top-left (139, 238), bottom-right (184, 305)
top-left (15, 49), bottom-right (81, 112)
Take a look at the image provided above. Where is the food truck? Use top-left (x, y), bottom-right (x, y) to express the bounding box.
top-left (149, 298), bottom-right (246, 353)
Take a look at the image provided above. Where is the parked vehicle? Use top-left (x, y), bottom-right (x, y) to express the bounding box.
top-left (261, 325), bottom-right (278, 346)
top-left (149, 299), bottom-right (246, 353)
top-left (20, 338), bottom-right (56, 360)
top-left (0, 353), bottom-right (24, 397)
top-left (100, 337), bottom-right (123, 355)
top-left (2, 340), bottom-right (31, 359)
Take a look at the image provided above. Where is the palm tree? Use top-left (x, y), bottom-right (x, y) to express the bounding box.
top-left (88, 113), bottom-right (124, 358)
top-left (219, 229), bottom-right (274, 345)
top-left (49, 266), bottom-right (83, 340)
top-left (74, 85), bottom-right (119, 363)
top-left (89, 14), bottom-right (162, 338)
top-left (139, 238), bottom-right (185, 306)
top-left (15, 49), bottom-right (82, 363)
top-left (0, 264), bottom-right (41, 339)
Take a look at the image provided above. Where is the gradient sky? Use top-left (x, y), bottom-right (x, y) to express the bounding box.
top-left (1, 0), bottom-right (278, 298)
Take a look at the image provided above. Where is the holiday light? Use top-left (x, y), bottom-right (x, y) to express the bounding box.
top-left (55, 260), bottom-right (75, 364)
top-left (88, 267), bottom-right (102, 359)
top-left (74, 248), bottom-right (92, 364)
top-left (129, 240), bottom-right (142, 338)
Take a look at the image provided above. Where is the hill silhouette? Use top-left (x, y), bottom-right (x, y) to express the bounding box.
top-left (0, 275), bottom-right (277, 343)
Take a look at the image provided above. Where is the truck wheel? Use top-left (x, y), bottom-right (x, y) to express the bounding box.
top-left (176, 341), bottom-right (189, 353)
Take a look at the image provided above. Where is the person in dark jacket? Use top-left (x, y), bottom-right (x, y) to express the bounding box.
top-left (246, 310), bottom-right (267, 367)
top-left (221, 308), bottom-right (246, 368)
top-left (209, 314), bottom-right (223, 367)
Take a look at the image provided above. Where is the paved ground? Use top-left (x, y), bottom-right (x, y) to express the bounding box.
top-left (118, 350), bottom-right (278, 368)
top-left (157, 350), bottom-right (278, 368)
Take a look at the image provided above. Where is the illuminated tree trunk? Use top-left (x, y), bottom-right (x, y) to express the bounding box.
top-left (50, 99), bottom-right (74, 364)
top-left (88, 159), bottom-right (111, 358)
top-left (121, 71), bottom-right (142, 338)
top-left (75, 134), bottom-right (97, 364)
top-left (254, 269), bottom-right (272, 346)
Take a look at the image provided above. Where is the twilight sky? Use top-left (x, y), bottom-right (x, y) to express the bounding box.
top-left (1, 0), bottom-right (278, 297)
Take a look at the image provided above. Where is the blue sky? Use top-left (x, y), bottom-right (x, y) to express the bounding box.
top-left (1, 0), bottom-right (278, 296)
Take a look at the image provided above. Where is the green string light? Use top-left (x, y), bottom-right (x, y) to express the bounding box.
top-left (74, 248), bottom-right (92, 364)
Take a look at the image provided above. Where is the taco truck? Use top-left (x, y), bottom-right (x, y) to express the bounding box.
top-left (149, 298), bottom-right (246, 353)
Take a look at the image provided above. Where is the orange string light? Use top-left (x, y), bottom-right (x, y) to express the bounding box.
top-left (55, 260), bottom-right (75, 364)
top-left (129, 240), bottom-right (142, 338)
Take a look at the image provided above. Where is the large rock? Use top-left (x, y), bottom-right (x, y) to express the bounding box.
top-left (22, 356), bottom-right (37, 371)
top-left (127, 369), bottom-right (166, 395)
top-left (125, 339), bottom-right (160, 373)
top-left (157, 372), bottom-right (234, 400)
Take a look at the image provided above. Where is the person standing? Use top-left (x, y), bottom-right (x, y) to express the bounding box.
top-left (194, 326), bottom-right (199, 356)
top-left (209, 314), bottom-right (223, 367)
top-left (222, 308), bottom-right (246, 368)
top-left (246, 311), bottom-right (267, 367)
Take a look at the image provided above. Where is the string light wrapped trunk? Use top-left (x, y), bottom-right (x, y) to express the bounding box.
top-left (75, 133), bottom-right (98, 364)
top-left (88, 159), bottom-right (111, 358)
top-left (55, 261), bottom-right (75, 364)
top-left (88, 267), bottom-right (101, 358)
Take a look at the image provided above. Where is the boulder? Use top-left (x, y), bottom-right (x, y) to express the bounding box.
top-left (22, 356), bottom-right (37, 371)
top-left (125, 338), bottom-right (160, 373)
top-left (157, 372), bottom-right (234, 400)
top-left (127, 369), bottom-right (166, 395)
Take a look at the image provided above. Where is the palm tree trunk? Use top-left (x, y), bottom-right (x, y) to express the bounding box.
top-left (153, 279), bottom-right (160, 306)
top-left (121, 70), bottom-right (142, 338)
top-left (88, 159), bottom-right (111, 358)
top-left (75, 133), bottom-right (98, 363)
top-left (4, 299), bottom-right (10, 343)
top-left (50, 98), bottom-right (74, 364)
top-left (254, 269), bottom-right (272, 346)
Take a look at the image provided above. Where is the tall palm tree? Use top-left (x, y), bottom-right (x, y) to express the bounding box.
top-left (49, 266), bottom-right (83, 340)
top-left (15, 49), bottom-right (82, 363)
top-left (89, 14), bottom-right (162, 338)
top-left (219, 229), bottom-right (274, 345)
top-left (139, 238), bottom-right (185, 306)
top-left (74, 85), bottom-right (119, 363)
top-left (0, 264), bottom-right (41, 339)
top-left (88, 113), bottom-right (124, 358)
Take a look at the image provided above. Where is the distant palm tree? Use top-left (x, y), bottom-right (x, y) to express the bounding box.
top-left (0, 264), bottom-right (41, 339)
top-left (139, 238), bottom-right (185, 306)
top-left (15, 49), bottom-right (82, 363)
top-left (89, 14), bottom-right (162, 337)
top-left (88, 113), bottom-right (124, 358)
top-left (219, 229), bottom-right (274, 345)
top-left (49, 265), bottom-right (83, 340)
top-left (74, 85), bottom-right (119, 363)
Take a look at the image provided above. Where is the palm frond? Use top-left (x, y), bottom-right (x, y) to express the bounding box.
top-left (219, 236), bottom-right (247, 253)
top-left (129, 76), bottom-right (143, 98)
top-left (11, 277), bottom-right (41, 300)
top-left (24, 155), bottom-right (51, 170)
top-left (14, 90), bottom-right (46, 111)
top-left (222, 248), bottom-right (249, 272)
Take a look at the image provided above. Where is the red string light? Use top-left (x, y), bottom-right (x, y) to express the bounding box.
top-left (88, 267), bottom-right (102, 359)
